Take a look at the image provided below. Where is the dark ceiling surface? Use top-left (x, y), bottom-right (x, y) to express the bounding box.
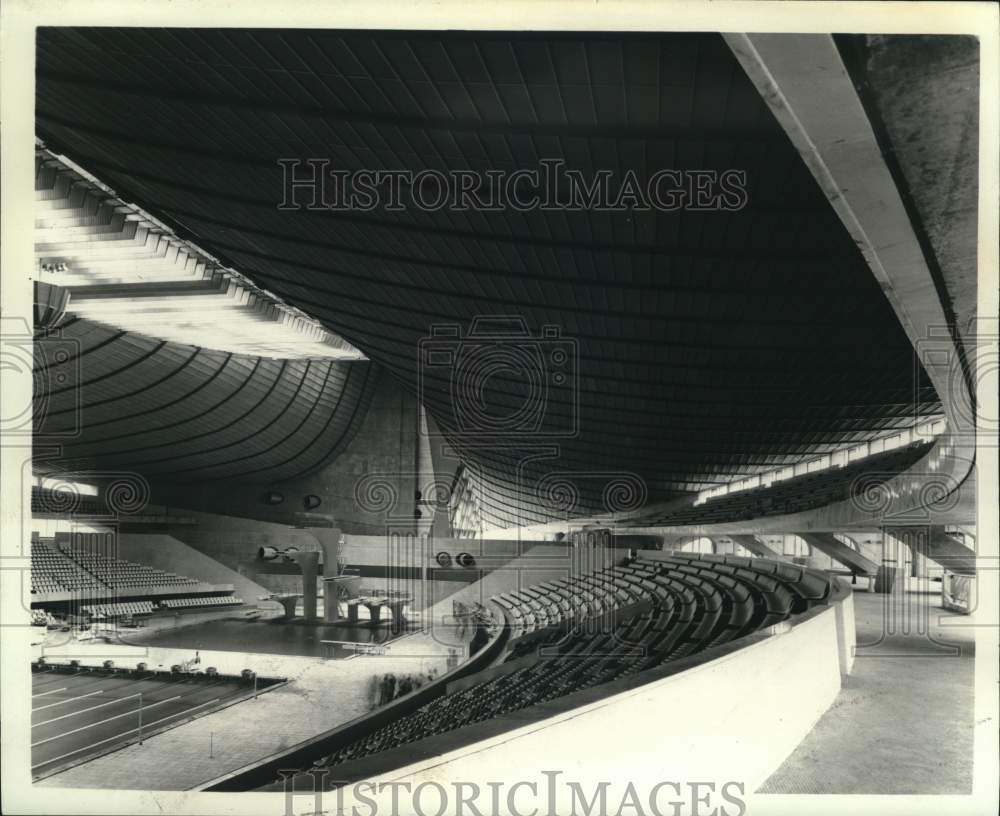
top-left (34, 316), bottom-right (378, 483)
top-left (34, 29), bottom-right (940, 527)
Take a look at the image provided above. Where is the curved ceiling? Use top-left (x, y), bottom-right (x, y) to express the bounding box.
top-left (34, 315), bottom-right (379, 483)
top-left (34, 29), bottom-right (941, 527)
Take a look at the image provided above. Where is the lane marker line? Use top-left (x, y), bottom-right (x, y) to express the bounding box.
top-left (34, 693), bottom-right (160, 727)
top-left (34, 689), bottom-right (105, 712)
top-left (32, 687), bottom-right (67, 698)
top-left (31, 697), bottom-right (222, 769)
top-left (31, 696), bottom-right (181, 747)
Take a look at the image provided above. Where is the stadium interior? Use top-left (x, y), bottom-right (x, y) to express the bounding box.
top-left (20, 27), bottom-right (983, 800)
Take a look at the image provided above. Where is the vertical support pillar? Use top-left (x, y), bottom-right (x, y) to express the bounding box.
top-left (874, 530), bottom-right (898, 594)
top-left (302, 527), bottom-right (342, 622)
top-left (278, 596), bottom-right (298, 620)
top-left (910, 538), bottom-right (928, 578)
top-left (294, 551), bottom-right (320, 622)
top-left (710, 536), bottom-right (735, 555)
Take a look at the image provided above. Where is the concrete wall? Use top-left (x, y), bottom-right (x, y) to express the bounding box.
top-left (156, 510), bottom-right (325, 596)
top-left (325, 595), bottom-right (851, 814)
top-left (152, 373), bottom-right (430, 534)
top-left (156, 520), bottom-right (602, 616)
top-left (422, 539), bottom-right (618, 633)
top-left (341, 535), bottom-right (602, 615)
top-left (273, 373), bottom-right (422, 534)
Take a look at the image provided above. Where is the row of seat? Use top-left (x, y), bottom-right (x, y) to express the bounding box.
top-left (30, 534), bottom-right (246, 625)
top-left (290, 555), bottom-right (832, 779)
top-left (34, 592), bottom-right (244, 624)
top-left (83, 600), bottom-right (155, 618)
top-left (490, 571), bottom-right (645, 637)
top-left (30, 536), bottom-right (206, 599)
top-left (645, 441), bottom-right (932, 526)
top-left (30, 541), bottom-right (106, 593)
top-left (58, 542), bottom-right (199, 589)
top-left (160, 595), bottom-right (244, 609)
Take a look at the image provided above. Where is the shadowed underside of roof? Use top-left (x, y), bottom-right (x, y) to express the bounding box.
top-left (34, 29), bottom-right (941, 527)
top-left (34, 316), bottom-right (379, 483)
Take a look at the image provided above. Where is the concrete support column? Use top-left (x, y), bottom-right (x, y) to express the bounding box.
top-left (886, 526), bottom-right (977, 576)
top-left (874, 530), bottom-right (900, 593)
top-left (885, 527), bottom-right (928, 580)
top-left (278, 596), bottom-right (298, 620)
top-left (291, 551), bottom-right (320, 622)
top-left (365, 602), bottom-right (383, 625)
top-left (709, 536), bottom-right (735, 555)
top-left (387, 599), bottom-right (408, 634)
top-left (726, 534), bottom-right (783, 559)
top-left (798, 543), bottom-right (831, 571)
top-left (797, 532), bottom-right (880, 577)
top-left (661, 534), bottom-right (691, 552)
top-left (323, 575), bottom-right (361, 623)
top-left (424, 411), bottom-right (460, 540)
top-left (910, 540), bottom-right (928, 578)
top-left (322, 579), bottom-right (342, 623)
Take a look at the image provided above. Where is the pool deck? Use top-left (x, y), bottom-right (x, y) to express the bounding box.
top-left (35, 629), bottom-right (457, 790)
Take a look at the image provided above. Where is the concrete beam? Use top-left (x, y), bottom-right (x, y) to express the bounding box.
top-left (796, 532), bottom-right (879, 577)
top-left (285, 550), bottom-right (320, 622)
top-left (276, 596), bottom-right (299, 619)
top-left (424, 410), bottom-right (461, 539)
top-left (723, 35), bottom-right (964, 396)
top-left (716, 33), bottom-right (976, 536)
top-left (885, 526), bottom-right (978, 576)
top-left (724, 534), bottom-right (783, 559)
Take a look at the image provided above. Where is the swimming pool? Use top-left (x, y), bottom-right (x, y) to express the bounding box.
top-left (124, 617), bottom-right (409, 658)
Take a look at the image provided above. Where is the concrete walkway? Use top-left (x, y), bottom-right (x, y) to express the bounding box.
top-left (36, 630), bottom-right (456, 790)
top-left (759, 587), bottom-right (975, 794)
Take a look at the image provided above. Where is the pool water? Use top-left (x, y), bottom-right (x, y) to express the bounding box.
top-left (123, 617), bottom-right (406, 658)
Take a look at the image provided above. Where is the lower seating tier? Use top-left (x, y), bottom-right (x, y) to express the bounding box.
top-left (270, 553), bottom-right (832, 785)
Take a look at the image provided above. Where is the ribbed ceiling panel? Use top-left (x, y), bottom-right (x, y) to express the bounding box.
top-left (34, 316), bottom-right (379, 483)
top-left (35, 29), bottom-right (940, 526)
